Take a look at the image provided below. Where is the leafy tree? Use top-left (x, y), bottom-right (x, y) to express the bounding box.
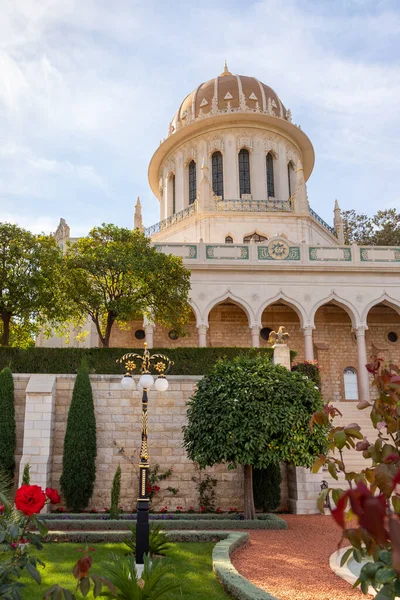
top-left (253, 464), bottom-right (282, 512)
top-left (60, 361), bottom-right (97, 511)
top-left (0, 367), bottom-right (16, 479)
top-left (0, 223), bottom-right (66, 346)
top-left (183, 355), bottom-right (326, 519)
top-left (63, 224), bottom-right (191, 347)
top-left (342, 208), bottom-right (400, 246)
top-left (110, 465), bottom-right (121, 520)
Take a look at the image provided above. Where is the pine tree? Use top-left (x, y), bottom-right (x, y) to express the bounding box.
top-left (60, 361), bottom-right (97, 511)
top-left (21, 463), bottom-right (30, 485)
top-left (0, 368), bottom-right (16, 479)
top-left (110, 465), bottom-right (121, 520)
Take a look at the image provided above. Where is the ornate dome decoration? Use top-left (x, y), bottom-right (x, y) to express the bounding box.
top-left (169, 62), bottom-right (292, 136)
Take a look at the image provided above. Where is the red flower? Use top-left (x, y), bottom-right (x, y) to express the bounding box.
top-left (153, 485), bottom-right (160, 493)
top-left (217, 507), bottom-right (221, 513)
top-left (147, 484), bottom-right (153, 494)
top-left (200, 506), bottom-right (205, 512)
top-left (15, 485), bottom-right (46, 516)
top-left (0, 504), bottom-right (4, 514)
top-left (45, 488), bottom-right (60, 504)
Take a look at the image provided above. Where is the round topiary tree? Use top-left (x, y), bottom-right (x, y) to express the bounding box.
top-left (0, 367), bottom-right (16, 479)
top-left (60, 361), bottom-right (97, 511)
top-left (183, 355), bottom-right (326, 519)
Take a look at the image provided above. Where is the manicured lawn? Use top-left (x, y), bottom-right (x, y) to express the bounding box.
top-left (21, 542), bottom-right (230, 599)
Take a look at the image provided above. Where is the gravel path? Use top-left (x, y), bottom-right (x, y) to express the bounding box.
top-left (232, 515), bottom-right (372, 600)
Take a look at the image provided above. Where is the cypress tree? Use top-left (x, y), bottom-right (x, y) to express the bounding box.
top-left (60, 361), bottom-right (97, 511)
top-left (0, 368), bottom-right (16, 479)
top-left (21, 463), bottom-right (30, 485)
top-left (109, 464), bottom-right (121, 520)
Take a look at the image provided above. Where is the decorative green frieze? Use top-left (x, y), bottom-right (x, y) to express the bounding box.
top-left (258, 244), bottom-right (300, 261)
top-left (309, 247), bottom-right (352, 262)
top-left (206, 245), bottom-right (249, 260)
top-left (360, 247), bottom-right (400, 262)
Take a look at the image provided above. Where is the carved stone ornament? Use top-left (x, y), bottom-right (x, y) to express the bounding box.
top-left (237, 136), bottom-right (253, 152)
top-left (263, 136), bottom-right (279, 156)
top-left (183, 146), bottom-right (197, 166)
top-left (251, 293), bottom-right (260, 302)
top-left (304, 294), bottom-right (311, 302)
top-left (164, 158), bottom-right (175, 175)
top-left (198, 292), bottom-right (206, 301)
top-left (54, 218), bottom-right (70, 241)
top-left (208, 137), bottom-right (224, 156)
top-left (286, 148), bottom-right (298, 165)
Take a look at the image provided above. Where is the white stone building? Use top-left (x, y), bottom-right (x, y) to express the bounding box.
top-left (32, 64), bottom-right (400, 512)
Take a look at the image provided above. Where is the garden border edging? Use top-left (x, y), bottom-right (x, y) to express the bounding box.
top-left (213, 532), bottom-right (280, 600)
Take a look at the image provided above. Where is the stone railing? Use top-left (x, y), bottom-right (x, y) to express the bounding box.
top-left (309, 207), bottom-right (337, 237)
top-left (215, 198), bottom-right (293, 212)
top-left (153, 241), bottom-right (400, 267)
top-left (144, 201), bottom-right (198, 236)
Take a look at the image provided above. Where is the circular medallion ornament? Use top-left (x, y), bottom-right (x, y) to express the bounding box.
top-left (268, 239), bottom-right (290, 260)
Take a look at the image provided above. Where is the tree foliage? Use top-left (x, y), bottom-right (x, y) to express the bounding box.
top-left (0, 223), bottom-right (66, 346)
top-left (311, 358), bottom-right (400, 599)
top-left (63, 224), bottom-right (191, 347)
top-left (342, 208), bottom-right (400, 246)
top-left (0, 367), bottom-right (16, 479)
top-left (60, 361), bottom-right (97, 511)
top-left (110, 465), bottom-right (121, 520)
top-left (183, 355), bottom-right (326, 519)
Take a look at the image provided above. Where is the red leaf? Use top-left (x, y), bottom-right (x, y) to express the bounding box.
top-left (389, 517), bottom-right (400, 573)
top-left (331, 492), bottom-right (349, 528)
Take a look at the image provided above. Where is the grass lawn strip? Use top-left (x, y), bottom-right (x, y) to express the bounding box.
top-left (21, 541), bottom-right (230, 599)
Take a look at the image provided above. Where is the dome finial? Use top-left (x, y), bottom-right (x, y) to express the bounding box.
top-left (220, 59), bottom-right (232, 77)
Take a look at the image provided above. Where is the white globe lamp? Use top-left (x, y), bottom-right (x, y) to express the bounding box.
top-left (139, 373), bottom-right (154, 389)
top-left (154, 377), bottom-right (169, 392)
top-left (121, 374), bottom-right (135, 391)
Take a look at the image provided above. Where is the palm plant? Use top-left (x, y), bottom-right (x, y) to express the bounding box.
top-left (124, 524), bottom-right (170, 557)
top-left (101, 554), bottom-right (179, 599)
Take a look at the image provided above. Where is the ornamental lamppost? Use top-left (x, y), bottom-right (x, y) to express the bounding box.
top-left (118, 343), bottom-right (173, 566)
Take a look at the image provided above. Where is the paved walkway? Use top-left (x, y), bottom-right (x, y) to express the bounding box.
top-left (232, 515), bottom-right (372, 600)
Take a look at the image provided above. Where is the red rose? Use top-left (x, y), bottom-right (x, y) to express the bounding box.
top-left (45, 488), bottom-right (60, 504)
top-left (15, 485), bottom-right (46, 516)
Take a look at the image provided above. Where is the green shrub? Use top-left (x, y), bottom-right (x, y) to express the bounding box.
top-left (124, 523), bottom-right (171, 557)
top-left (0, 368), bottom-right (16, 479)
top-left (0, 346), bottom-right (297, 375)
top-left (109, 465), bottom-right (121, 520)
top-left (253, 464), bottom-right (282, 512)
top-left (21, 463), bottom-right (30, 486)
top-left (292, 360), bottom-right (321, 390)
top-left (60, 361), bottom-right (97, 511)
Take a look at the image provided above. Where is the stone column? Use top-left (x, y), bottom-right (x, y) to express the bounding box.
top-left (144, 325), bottom-right (155, 349)
top-left (251, 139), bottom-right (265, 200)
top-left (175, 151), bottom-right (184, 213)
top-left (303, 326), bottom-right (314, 361)
top-left (19, 375), bottom-right (56, 511)
top-left (250, 325), bottom-right (261, 348)
top-left (278, 141), bottom-right (289, 200)
top-left (355, 326), bottom-right (371, 401)
top-left (272, 343), bottom-right (291, 369)
top-left (223, 132), bottom-right (239, 198)
top-left (197, 324), bottom-right (208, 347)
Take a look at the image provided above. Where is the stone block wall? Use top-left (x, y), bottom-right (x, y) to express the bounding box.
top-left (50, 375), bottom-right (244, 511)
top-left (14, 375), bottom-right (29, 476)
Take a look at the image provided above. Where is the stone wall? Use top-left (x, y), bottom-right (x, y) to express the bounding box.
top-left (49, 375), bottom-right (244, 511)
top-left (14, 375), bottom-right (29, 475)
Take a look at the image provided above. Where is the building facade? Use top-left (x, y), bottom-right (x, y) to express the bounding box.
top-left (33, 66), bottom-right (400, 511)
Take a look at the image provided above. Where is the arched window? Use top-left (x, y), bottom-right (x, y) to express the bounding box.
top-left (188, 160), bottom-right (196, 205)
top-left (243, 232), bottom-right (268, 243)
top-left (287, 162), bottom-right (294, 198)
top-left (212, 151), bottom-right (224, 198)
top-left (266, 153), bottom-right (275, 198)
top-left (238, 149), bottom-right (251, 196)
top-left (225, 235), bottom-right (233, 244)
top-left (172, 174), bottom-right (176, 214)
top-left (344, 367), bottom-right (359, 400)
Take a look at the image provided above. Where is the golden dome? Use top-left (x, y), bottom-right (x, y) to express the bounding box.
top-left (169, 64), bottom-right (290, 135)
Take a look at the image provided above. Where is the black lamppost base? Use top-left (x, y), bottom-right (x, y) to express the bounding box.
top-left (136, 499), bottom-right (150, 564)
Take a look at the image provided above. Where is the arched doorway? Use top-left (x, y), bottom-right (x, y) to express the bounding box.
top-left (207, 300), bottom-right (251, 347)
top-left (366, 302), bottom-right (400, 368)
top-left (313, 303), bottom-right (357, 402)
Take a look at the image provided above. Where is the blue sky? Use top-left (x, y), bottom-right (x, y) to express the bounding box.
top-left (1, 0), bottom-right (399, 236)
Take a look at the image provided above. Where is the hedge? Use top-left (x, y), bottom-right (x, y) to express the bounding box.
top-left (213, 533), bottom-right (278, 600)
top-left (0, 347), bottom-right (296, 376)
top-left (43, 516), bottom-right (287, 532)
top-left (43, 512), bottom-right (283, 521)
top-left (43, 530), bottom-right (235, 544)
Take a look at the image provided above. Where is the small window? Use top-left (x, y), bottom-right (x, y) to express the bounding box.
top-left (188, 160), bottom-right (196, 205)
top-left (212, 151), bottom-right (224, 198)
top-left (266, 153), bottom-right (275, 198)
top-left (238, 149), bottom-right (251, 196)
top-left (344, 367), bottom-right (359, 400)
top-left (168, 330), bottom-right (179, 340)
top-left (243, 232), bottom-right (268, 243)
top-left (135, 329), bottom-right (145, 340)
top-left (260, 327), bottom-right (272, 341)
top-left (287, 162), bottom-right (294, 198)
top-left (388, 331), bottom-right (398, 343)
top-left (225, 236), bottom-right (233, 244)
